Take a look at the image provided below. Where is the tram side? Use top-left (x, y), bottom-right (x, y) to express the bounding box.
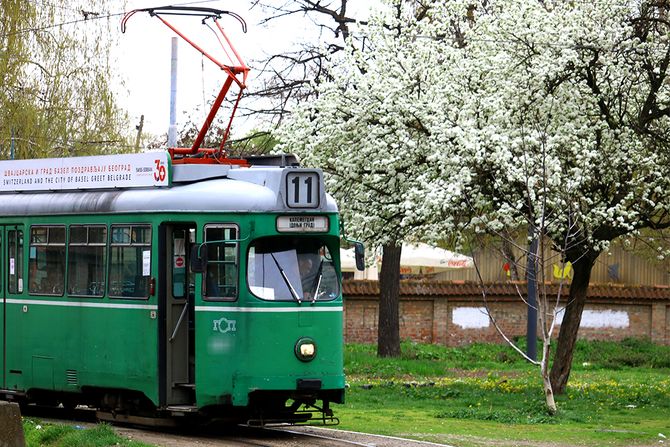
top-left (1, 213), bottom-right (162, 410)
top-left (0, 154), bottom-right (350, 422)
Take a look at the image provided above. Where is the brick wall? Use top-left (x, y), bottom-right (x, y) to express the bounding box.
top-left (343, 280), bottom-right (670, 346)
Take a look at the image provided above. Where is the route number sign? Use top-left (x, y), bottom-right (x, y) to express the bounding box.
top-left (286, 172), bottom-right (320, 208)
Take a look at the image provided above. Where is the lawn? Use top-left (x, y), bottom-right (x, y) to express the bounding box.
top-left (22, 419), bottom-right (151, 447)
top-left (336, 339), bottom-right (670, 446)
top-left (20, 338), bottom-right (670, 446)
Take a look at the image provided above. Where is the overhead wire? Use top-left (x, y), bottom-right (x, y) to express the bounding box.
top-left (0, 0), bottom-right (240, 147)
top-left (7, 1), bottom-right (665, 53)
top-left (0, 0), bottom-right (232, 39)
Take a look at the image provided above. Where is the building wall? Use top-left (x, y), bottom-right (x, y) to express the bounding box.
top-left (343, 281), bottom-right (670, 346)
top-left (431, 243), bottom-right (670, 286)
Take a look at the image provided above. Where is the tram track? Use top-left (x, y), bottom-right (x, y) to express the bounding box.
top-left (20, 404), bottom-right (446, 447)
top-left (117, 424), bottom-right (380, 447)
top-left (263, 426), bottom-right (376, 447)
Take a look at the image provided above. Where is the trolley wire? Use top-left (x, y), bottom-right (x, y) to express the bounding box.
top-left (0, 0), bottom-right (228, 39)
top-left (6, 1), bottom-right (666, 53)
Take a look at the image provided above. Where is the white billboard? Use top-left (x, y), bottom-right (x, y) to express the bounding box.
top-left (0, 152), bottom-right (170, 192)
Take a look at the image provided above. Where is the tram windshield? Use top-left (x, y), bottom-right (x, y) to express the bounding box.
top-left (247, 237), bottom-right (339, 302)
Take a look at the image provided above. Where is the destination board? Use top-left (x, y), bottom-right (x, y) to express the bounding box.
top-left (276, 215), bottom-right (329, 233)
top-left (0, 152), bottom-right (171, 192)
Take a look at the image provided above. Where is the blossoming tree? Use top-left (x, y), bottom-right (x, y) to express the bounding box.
top-left (427, 0), bottom-right (670, 394)
top-left (278, 2), bottom-right (450, 356)
top-left (280, 0), bottom-right (670, 393)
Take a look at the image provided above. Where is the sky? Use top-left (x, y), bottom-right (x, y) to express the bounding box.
top-left (117, 0), bottom-right (283, 138)
top-left (116, 1), bottom-right (376, 140)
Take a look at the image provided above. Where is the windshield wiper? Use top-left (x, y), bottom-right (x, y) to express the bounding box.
top-left (311, 259), bottom-right (324, 304)
top-left (270, 253), bottom-right (302, 304)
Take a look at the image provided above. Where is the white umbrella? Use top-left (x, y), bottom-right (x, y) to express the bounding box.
top-left (399, 243), bottom-right (473, 275)
top-left (340, 248), bottom-right (379, 279)
top-left (340, 243), bottom-right (473, 275)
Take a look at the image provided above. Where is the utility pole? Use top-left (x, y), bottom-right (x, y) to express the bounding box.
top-left (526, 232), bottom-right (538, 361)
top-left (10, 128), bottom-right (15, 160)
top-left (134, 115), bottom-right (144, 150)
top-left (168, 37), bottom-right (178, 148)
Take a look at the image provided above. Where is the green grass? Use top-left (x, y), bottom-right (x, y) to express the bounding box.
top-left (19, 339), bottom-right (670, 446)
top-left (22, 419), bottom-right (151, 447)
top-left (337, 339), bottom-right (670, 446)
top-left (345, 337), bottom-right (670, 375)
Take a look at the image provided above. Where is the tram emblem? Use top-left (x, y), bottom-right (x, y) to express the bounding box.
top-left (212, 317), bottom-right (237, 334)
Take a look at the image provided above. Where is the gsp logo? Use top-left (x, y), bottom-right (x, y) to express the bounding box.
top-left (212, 317), bottom-right (237, 334)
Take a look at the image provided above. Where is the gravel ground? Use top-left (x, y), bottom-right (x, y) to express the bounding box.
top-left (114, 424), bottom-right (455, 447)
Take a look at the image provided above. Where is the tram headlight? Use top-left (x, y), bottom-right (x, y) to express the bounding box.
top-left (295, 337), bottom-right (317, 362)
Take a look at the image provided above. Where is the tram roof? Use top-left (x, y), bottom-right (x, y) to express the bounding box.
top-left (0, 166), bottom-right (338, 216)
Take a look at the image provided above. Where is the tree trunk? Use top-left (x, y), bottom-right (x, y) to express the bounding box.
top-left (549, 250), bottom-right (598, 394)
top-left (377, 243), bottom-right (402, 357)
top-left (540, 332), bottom-right (557, 414)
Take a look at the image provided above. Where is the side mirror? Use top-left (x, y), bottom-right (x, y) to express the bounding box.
top-left (190, 244), bottom-right (208, 273)
top-left (354, 242), bottom-right (365, 271)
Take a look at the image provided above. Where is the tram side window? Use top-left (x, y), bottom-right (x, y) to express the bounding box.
top-left (68, 225), bottom-right (107, 297)
top-left (29, 226), bottom-right (66, 296)
top-left (204, 225), bottom-right (238, 300)
top-left (109, 225), bottom-right (152, 298)
top-left (8, 230), bottom-right (24, 293)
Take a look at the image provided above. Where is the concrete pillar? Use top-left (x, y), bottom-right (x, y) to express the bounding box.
top-left (0, 401), bottom-right (25, 447)
top-left (650, 303), bottom-right (668, 345)
top-left (432, 297), bottom-right (449, 345)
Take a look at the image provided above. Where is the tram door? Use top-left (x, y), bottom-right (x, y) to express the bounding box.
top-left (160, 224), bottom-right (196, 406)
top-left (1, 226), bottom-right (4, 389)
top-left (0, 226), bottom-right (23, 390)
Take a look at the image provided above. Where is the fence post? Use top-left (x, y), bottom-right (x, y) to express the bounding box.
top-left (0, 401), bottom-right (25, 447)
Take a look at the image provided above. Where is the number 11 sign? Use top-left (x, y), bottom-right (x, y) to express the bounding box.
top-left (286, 171), bottom-right (320, 208)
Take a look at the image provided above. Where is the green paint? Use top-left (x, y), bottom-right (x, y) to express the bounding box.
top-left (1, 210), bottom-right (344, 413)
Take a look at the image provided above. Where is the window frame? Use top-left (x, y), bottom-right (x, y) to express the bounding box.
top-left (28, 225), bottom-right (66, 297)
top-left (170, 227), bottom-right (194, 300)
top-left (202, 223), bottom-right (239, 302)
top-left (66, 224), bottom-right (108, 298)
top-left (246, 236), bottom-right (340, 303)
top-left (107, 223), bottom-right (152, 300)
top-left (7, 228), bottom-right (24, 294)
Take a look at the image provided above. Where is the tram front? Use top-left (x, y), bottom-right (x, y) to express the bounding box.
top-left (191, 166), bottom-right (361, 425)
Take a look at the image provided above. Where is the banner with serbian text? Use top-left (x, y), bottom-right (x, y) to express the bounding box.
top-left (0, 152), bottom-right (171, 192)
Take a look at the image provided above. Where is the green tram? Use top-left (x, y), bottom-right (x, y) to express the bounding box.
top-left (0, 151), bottom-right (360, 424)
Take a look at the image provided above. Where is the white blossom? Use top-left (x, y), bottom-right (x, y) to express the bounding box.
top-left (278, 0), bottom-right (670, 252)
